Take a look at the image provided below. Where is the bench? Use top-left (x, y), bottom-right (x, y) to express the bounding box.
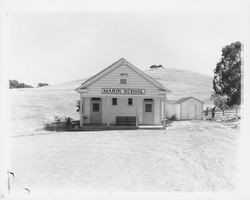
top-left (116, 116), bottom-right (136, 126)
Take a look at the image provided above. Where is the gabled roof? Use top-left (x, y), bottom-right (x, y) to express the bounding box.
top-left (76, 58), bottom-right (171, 92)
top-left (175, 97), bottom-right (204, 104)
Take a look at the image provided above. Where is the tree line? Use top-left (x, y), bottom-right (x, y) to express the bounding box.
top-left (9, 80), bottom-right (49, 89)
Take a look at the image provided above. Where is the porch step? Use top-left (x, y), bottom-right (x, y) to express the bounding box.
top-left (79, 125), bottom-right (138, 131)
top-left (138, 125), bottom-right (165, 130)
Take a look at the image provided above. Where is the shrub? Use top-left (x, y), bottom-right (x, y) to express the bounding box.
top-left (169, 114), bottom-right (177, 121)
top-left (150, 65), bottom-right (165, 69)
top-left (9, 80), bottom-right (33, 89)
top-left (37, 83), bottom-right (49, 87)
top-left (166, 114), bottom-right (176, 121)
top-left (76, 100), bottom-right (80, 112)
top-left (66, 117), bottom-right (72, 125)
top-left (44, 116), bottom-right (74, 131)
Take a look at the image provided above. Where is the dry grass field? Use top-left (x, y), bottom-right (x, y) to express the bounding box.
top-left (10, 120), bottom-right (239, 194)
top-left (8, 69), bottom-right (240, 195)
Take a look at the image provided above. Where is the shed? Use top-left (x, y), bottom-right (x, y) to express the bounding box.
top-left (166, 97), bottom-right (203, 120)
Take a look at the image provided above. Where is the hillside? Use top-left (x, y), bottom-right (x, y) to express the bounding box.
top-left (53, 68), bottom-right (213, 101)
top-left (9, 68), bottom-right (213, 136)
top-left (145, 68), bottom-right (213, 101)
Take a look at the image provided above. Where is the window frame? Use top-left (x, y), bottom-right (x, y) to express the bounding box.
top-left (145, 103), bottom-right (152, 112)
top-left (112, 98), bottom-right (117, 106)
top-left (120, 78), bottom-right (127, 84)
top-left (128, 98), bottom-right (133, 106)
top-left (92, 103), bottom-right (100, 112)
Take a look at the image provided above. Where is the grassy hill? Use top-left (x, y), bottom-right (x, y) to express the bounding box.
top-left (9, 68), bottom-right (212, 136)
top-left (53, 68), bottom-right (213, 100)
top-left (145, 68), bottom-right (213, 101)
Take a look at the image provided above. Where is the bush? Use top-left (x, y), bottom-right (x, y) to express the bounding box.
top-left (37, 83), bottom-right (49, 87)
top-left (76, 100), bottom-right (80, 112)
top-left (44, 116), bottom-right (74, 131)
top-left (150, 65), bottom-right (165, 69)
top-left (9, 80), bottom-right (33, 89)
top-left (66, 117), bottom-right (72, 125)
top-left (54, 115), bottom-right (72, 123)
top-left (168, 114), bottom-right (176, 121)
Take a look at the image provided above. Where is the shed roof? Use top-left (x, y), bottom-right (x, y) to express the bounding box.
top-left (175, 97), bottom-right (204, 104)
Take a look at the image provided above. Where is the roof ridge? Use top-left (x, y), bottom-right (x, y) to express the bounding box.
top-left (175, 96), bottom-right (203, 104)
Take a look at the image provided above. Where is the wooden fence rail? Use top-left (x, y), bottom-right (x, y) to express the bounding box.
top-left (203, 108), bottom-right (240, 119)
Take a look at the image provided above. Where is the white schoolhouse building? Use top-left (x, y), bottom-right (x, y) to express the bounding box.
top-left (76, 58), bottom-right (171, 127)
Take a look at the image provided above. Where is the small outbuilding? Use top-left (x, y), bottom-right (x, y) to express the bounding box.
top-left (166, 97), bottom-right (203, 120)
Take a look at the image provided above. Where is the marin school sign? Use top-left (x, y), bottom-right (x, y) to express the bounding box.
top-left (102, 88), bottom-right (145, 95)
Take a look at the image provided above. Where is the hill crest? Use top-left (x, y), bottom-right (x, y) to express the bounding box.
top-left (53, 68), bottom-right (213, 101)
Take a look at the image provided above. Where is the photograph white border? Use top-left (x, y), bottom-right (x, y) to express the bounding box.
top-left (1, 0), bottom-right (250, 199)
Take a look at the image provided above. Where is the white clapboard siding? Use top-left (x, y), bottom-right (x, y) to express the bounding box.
top-left (83, 97), bottom-right (90, 124)
top-left (166, 104), bottom-right (177, 119)
top-left (154, 98), bottom-right (161, 124)
top-left (102, 97), bottom-right (138, 124)
top-left (78, 59), bottom-right (167, 125)
top-left (86, 64), bottom-right (159, 96)
top-left (166, 104), bottom-right (181, 120)
top-left (82, 96), bottom-right (161, 125)
top-left (180, 98), bottom-right (203, 120)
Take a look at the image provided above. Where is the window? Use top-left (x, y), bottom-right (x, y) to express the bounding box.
top-left (128, 98), bottom-right (133, 106)
top-left (93, 103), bottom-right (100, 112)
top-left (120, 79), bottom-right (127, 84)
top-left (112, 98), bottom-right (117, 106)
top-left (145, 104), bottom-right (152, 112)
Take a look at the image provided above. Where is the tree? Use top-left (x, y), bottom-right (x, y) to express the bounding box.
top-left (9, 80), bottom-right (19, 88)
top-left (211, 94), bottom-right (229, 115)
top-left (37, 83), bottom-right (49, 87)
top-left (9, 80), bottom-right (33, 89)
top-left (150, 65), bottom-right (165, 69)
top-left (213, 41), bottom-right (241, 107)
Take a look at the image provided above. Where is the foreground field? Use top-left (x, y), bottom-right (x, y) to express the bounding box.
top-left (10, 120), bottom-right (239, 194)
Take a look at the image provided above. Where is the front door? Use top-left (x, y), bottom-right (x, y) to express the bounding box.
top-left (90, 98), bottom-right (102, 124)
top-left (143, 99), bottom-right (154, 124)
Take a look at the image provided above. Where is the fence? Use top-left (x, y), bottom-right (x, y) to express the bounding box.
top-left (203, 108), bottom-right (240, 119)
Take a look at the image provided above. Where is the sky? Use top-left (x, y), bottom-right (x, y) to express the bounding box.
top-left (3, 0), bottom-right (246, 86)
